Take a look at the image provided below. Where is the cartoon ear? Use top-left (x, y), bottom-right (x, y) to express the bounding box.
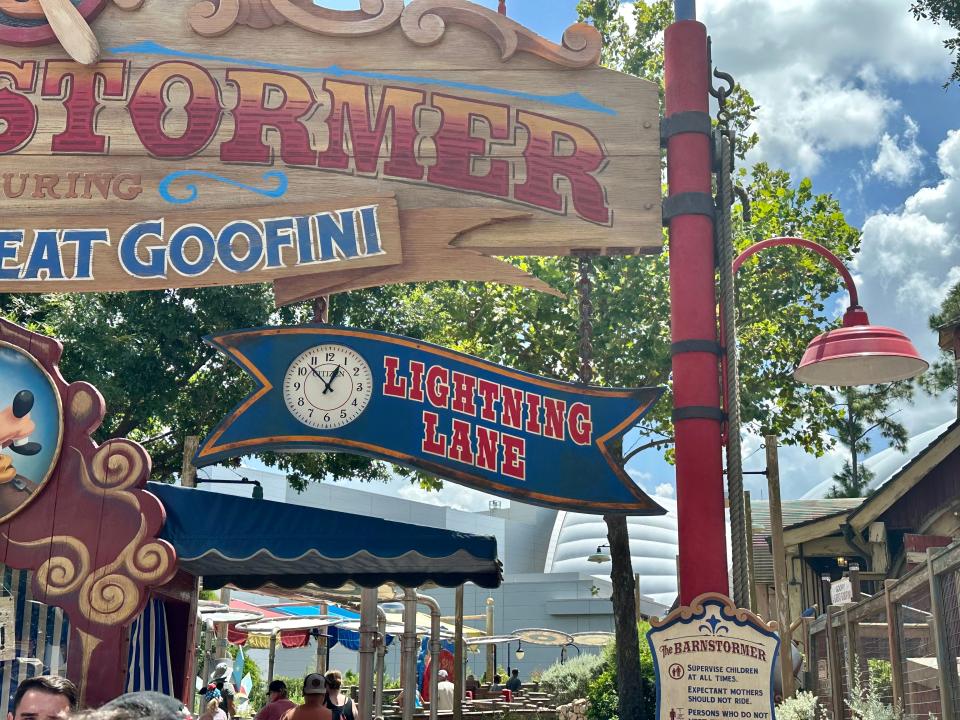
top-left (12, 391), bottom-right (33, 419)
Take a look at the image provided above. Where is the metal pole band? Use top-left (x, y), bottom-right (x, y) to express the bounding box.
top-left (672, 406), bottom-right (725, 422)
top-left (671, 339), bottom-right (723, 356)
top-left (661, 111), bottom-right (712, 147)
top-left (663, 192), bottom-right (716, 226)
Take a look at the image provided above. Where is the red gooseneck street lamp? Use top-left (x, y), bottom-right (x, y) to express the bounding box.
top-left (664, 3), bottom-right (928, 605)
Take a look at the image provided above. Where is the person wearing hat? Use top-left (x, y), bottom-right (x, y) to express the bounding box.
top-left (280, 673), bottom-right (332, 720)
top-left (254, 681), bottom-right (295, 720)
top-left (198, 688), bottom-right (227, 720)
top-left (434, 670), bottom-right (455, 713)
top-left (209, 664), bottom-right (236, 719)
top-left (104, 691), bottom-right (193, 720)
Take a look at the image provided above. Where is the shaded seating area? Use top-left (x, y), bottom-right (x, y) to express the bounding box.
top-left (141, 483), bottom-right (503, 720)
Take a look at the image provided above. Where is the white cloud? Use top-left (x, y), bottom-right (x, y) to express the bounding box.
top-left (872, 116), bottom-right (925, 185)
top-left (396, 481), bottom-right (503, 512)
top-left (695, 0), bottom-right (952, 174)
top-left (654, 482), bottom-right (675, 498)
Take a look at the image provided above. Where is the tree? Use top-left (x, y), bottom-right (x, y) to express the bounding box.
top-left (825, 386), bottom-right (912, 498)
top-left (920, 280), bottom-right (960, 400)
top-left (911, 1), bottom-right (960, 87)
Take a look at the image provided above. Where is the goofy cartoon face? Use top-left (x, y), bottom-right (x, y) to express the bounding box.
top-left (0, 391), bottom-right (42, 484)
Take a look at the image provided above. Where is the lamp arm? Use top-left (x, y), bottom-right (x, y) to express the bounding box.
top-left (732, 237), bottom-right (860, 308)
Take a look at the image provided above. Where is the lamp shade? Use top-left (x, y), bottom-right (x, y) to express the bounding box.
top-left (794, 308), bottom-right (928, 386)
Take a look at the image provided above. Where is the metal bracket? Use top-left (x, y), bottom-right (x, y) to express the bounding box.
top-left (671, 340), bottom-right (723, 356)
top-left (660, 111), bottom-right (712, 148)
top-left (662, 192), bottom-right (716, 226)
top-left (672, 406), bottom-right (725, 422)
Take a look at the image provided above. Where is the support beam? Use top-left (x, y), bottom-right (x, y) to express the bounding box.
top-left (359, 588), bottom-right (377, 720)
top-left (419, 594), bottom-right (443, 720)
top-left (927, 548), bottom-right (958, 720)
top-left (884, 580), bottom-right (904, 707)
top-left (453, 586), bottom-right (465, 720)
top-left (402, 588), bottom-right (418, 720)
top-left (766, 436), bottom-right (795, 699)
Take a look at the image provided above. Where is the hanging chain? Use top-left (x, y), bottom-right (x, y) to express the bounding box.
top-left (576, 254), bottom-right (594, 386)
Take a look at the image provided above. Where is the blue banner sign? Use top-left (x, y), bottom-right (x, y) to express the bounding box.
top-left (196, 326), bottom-right (665, 514)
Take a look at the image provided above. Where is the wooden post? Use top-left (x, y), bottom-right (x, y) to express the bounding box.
top-left (453, 586), bottom-right (465, 720)
top-left (927, 547), bottom-right (957, 719)
top-left (316, 600), bottom-right (328, 673)
top-left (634, 572), bottom-right (642, 623)
top-left (765, 435), bottom-right (795, 699)
top-left (181, 436), bottom-right (199, 487)
top-left (821, 574), bottom-right (833, 614)
top-left (267, 631), bottom-right (277, 685)
top-left (884, 579), bottom-right (904, 708)
top-left (745, 490), bottom-right (757, 613)
top-left (825, 606), bottom-right (845, 720)
top-left (843, 609), bottom-right (857, 697)
top-left (485, 597), bottom-right (495, 681)
top-left (849, 563), bottom-right (862, 602)
top-left (848, 563), bottom-right (865, 684)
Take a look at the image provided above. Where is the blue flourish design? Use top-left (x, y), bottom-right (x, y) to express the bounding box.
top-left (698, 614), bottom-right (729, 636)
top-left (159, 170), bottom-right (289, 205)
top-left (110, 40), bottom-right (617, 116)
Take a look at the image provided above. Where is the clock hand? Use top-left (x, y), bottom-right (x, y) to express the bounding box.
top-left (307, 364), bottom-right (334, 392)
top-left (323, 365), bottom-right (342, 394)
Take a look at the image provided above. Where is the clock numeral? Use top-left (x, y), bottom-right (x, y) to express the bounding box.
top-left (294, 381), bottom-right (301, 391)
top-left (340, 409), bottom-right (347, 419)
top-left (352, 399), bottom-right (358, 407)
top-left (311, 356), bottom-right (318, 366)
top-left (298, 367), bottom-right (307, 376)
top-left (356, 383), bottom-right (363, 392)
top-left (308, 409), bottom-right (314, 418)
top-left (324, 413), bottom-right (331, 423)
top-left (353, 366), bottom-right (360, 376)
top-left (326, 352), bottom-right (335, 361)
top-left (297, 397), bottom-right (305, 407)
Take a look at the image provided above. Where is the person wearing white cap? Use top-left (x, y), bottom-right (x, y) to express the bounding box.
top-left (434, 670), bottom-right (454, 713)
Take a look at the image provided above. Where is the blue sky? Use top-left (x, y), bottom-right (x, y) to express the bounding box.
top-left (288, 0), bottom-right (960, 509)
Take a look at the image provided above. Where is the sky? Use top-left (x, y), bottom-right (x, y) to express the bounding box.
top-left (289, 0), bottom-right (960, 510)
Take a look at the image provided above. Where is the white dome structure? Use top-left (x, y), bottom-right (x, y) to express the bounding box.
top-left (801, 421), bottom-right (952, 499)
top-left (543, 498), bottom-right (680, 606)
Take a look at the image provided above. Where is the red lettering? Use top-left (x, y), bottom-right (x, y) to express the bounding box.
top-left (318, 79), bottom-right (424, 179)
top-left (525, 391), bottom-right (542, 434)
top-left (409, 360), bottom-right (425, 402)
top-left (129, 62), bottom-right (222, 158)
top-left (477, 379), bottom-right (500, 422)
top-left (543, 397), bottom-right (566, 441)
top-left (567, 402), bottom-right (592, 445)
top-left (0, 61), bottom-right (37, 154)
top-left (428, 94), bottom-right (510, 197)
top-left (425, 365), bottom-right (450, 409)
top-left (450, 371), bottom-right (477, 416)
top-left (501, 433), bottom-right (525, 480)
top-left (515, 110), bottom-right (611, 225)
top-left (447, 419), bottom-right (474, 465)
top-left (476, 426), bottom-right (499, 472)
top-left (501, 386), bottom-right (524, 430)
top-left (42, 60), bottom-right (127, 154)
top-left (422, 411), bottom-right (447, 457)
top-left (221, 69), bottom-right (317, 166)
top-left (382, 356), bottom-right (407, 398)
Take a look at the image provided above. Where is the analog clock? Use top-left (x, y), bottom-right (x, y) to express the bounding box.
top-left (282, 344), bottom-right (374, 430)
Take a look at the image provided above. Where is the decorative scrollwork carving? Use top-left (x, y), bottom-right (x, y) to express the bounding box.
top-left (399, 0), bottom-right (601, 68)
top-left (189, 0), bottom-right (404, 38)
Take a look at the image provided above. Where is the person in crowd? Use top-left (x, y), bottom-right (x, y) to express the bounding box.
top-left (280, 674), bottom-right (330, 720)
top-left (208, 665), bottom-right (235, 719)
top-left (322, 671), bottom-right (357, 720)
top-left (392, 687), bottom-right (422, 710)
top-left (488, 674), bottom-right (503, 693)
top-left (464, 675), bottom-right (479, 694)
top-left (103, 692), bottom-right (192, 720)
top-left (433, 670), bottom-right (454, 712)
top-left (505, 669), bottom-right (521, 692)
top-left (254, 681), bottom-right (295, 720)
top-left (198, 688), bottom-right (227, 720)
top-left (7, 676), bottom-right (78, 720)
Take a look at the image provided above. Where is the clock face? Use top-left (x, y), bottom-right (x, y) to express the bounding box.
top-left (282, 344), bottom-right (374, 430)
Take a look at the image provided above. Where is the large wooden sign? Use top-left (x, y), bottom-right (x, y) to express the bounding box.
top-left (0, 0), bottom-right (661, 297)
top-left (195, 325), bottom-right (666, 514)
top-left (648, 594), bottom-right (779, 720)
top-left (0, 318), bottom-right (176, 705)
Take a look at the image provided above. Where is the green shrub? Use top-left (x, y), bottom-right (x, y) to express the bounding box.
top-left (584, 622), bottom-right (656, 720)
top-left (868, 659), bottom-right (893, 703)
top-left (775, 691), bottom-right (822, 720)
top-left (538, 652), bottom-right (606, 704)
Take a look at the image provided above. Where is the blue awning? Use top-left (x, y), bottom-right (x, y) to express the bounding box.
top-left (149, 483), bottom-right (502, 590)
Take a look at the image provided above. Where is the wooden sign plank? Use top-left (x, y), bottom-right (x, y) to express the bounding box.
top-left (0, 196), bottom-right (403, 292)
top-left (0, 0), bottom-right (662, 294)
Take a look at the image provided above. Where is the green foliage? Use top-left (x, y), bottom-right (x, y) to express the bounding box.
top-left (868, 660), bottom-right (893, 704)
top-left (922, 281), bottom-right (960, 400)
top-left (585, 625), bottom-right (656, 720)
top-left (775, 690), bottom-right (823, 720)
top-left (911, 1), bottom-right (960, 86)
top-left (846, 659), bottom-right (903, 720)
top-left (269, 676), bottom-right (304, 707)
top-left (825, 385), bottom-right (912, 498)
top-left (343, 669), bottom-right (359, 687)
top-left (538, 653), bottom-right (606, 705)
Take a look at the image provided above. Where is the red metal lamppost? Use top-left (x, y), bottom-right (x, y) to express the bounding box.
top-left (664, 3), bottom-right (928, 605)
